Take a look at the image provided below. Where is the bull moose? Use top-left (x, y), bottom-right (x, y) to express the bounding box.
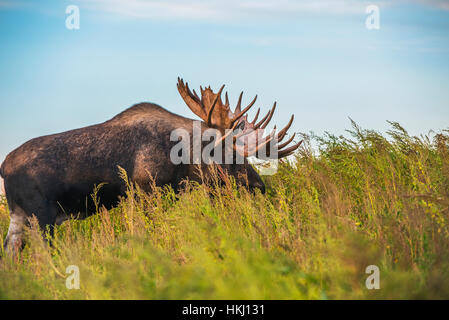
top-left (0, 78), bottom-right (302, 254)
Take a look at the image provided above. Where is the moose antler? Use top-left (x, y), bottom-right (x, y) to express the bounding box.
top-left (177, 77), bottom-right (256, 129)
top-left (177, 77), bottom-right (303, 159)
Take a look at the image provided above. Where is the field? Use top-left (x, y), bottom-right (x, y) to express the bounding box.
top-left (1, 121), bottom-right (449, 300)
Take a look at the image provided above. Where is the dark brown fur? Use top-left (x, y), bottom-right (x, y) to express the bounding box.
top-left (0, 103), bottom-right (264, 253)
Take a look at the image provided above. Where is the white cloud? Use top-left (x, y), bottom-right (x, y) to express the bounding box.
top-left (77, 0), bottom-right (381, 21)
top-left (77, 0), bottom-right (449, 22)
top-left (80, 0), bottom-right (219, 20)
top-left (415, 0), bottom-right (449, 11)
top-left (4, 0), bottom-right (448, 20)
top-left (2, 0), bottom-right (448, 17)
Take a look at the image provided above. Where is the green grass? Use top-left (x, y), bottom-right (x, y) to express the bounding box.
top-left (1, 121), bottom-right (449, 299)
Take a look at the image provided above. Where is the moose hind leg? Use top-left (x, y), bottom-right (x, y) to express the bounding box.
top-left (4, 207), bottom-right (27, 255)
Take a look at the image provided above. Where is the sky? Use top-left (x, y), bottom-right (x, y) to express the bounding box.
top-left (0, 0), bottom-right (448, 168)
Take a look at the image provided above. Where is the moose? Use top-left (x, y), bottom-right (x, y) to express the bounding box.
top-left (0, 78), bottom-right (302, 253)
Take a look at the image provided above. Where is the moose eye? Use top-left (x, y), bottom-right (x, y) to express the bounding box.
top-left (236, 121), bottom-right (245, 131)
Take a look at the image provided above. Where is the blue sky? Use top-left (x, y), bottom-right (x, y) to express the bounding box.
top-left (0, 0), bottom-right (448, 164)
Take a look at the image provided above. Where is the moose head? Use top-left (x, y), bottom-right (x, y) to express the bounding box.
top-left (176, 77), bottom-right (303, 193)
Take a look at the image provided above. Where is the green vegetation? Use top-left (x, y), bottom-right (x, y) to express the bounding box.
top-left (1, 121), bottom-right (449, 299)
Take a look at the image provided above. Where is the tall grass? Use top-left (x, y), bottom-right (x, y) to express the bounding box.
top-left (0, 122), bottom-right (448, 299)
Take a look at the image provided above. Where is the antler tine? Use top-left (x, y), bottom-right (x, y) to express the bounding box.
top-left (185, 81), bottom-right (192, 95)
top-left (277, 132), bottom-right (296, 149)
top-left (235, 114), bottom-right (300, 158)
top-left (251, 108), bottom-right (260, 125)
top-left (253, 108), bottom-right (271, 129)
top-left (192, 89), bottom-right (201, 103)
top-left (261, 102), bottom-right (276, 129)
top-left (235, 92), bottom-right (243, 114)
top-left (234, 112), bottom-right (293, 153)
top-left (276, 115), bottom-right (294, 142)
top-left (176, 77), bottom-right (185, 92)
top-left (277, 140), bottom-right (303, 158)
top-left (206, 84), bottom-right (225, 127)
top-left (270, 116), bottom-right (299, 157)
top-left (186, 82), bottom-right (201, 105)
top-left (192, 88), bottom-right (206, 114)
top-left (177, 78), bottom-right (207, 118)
top-left (225, 92), bottom-right (230, 107)
top-left (231, 95), bottom-right (257, 127)
top-left (235, 126), bottom-right (277, 158)
top-left (253, 102), bottom-right (276, 130)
